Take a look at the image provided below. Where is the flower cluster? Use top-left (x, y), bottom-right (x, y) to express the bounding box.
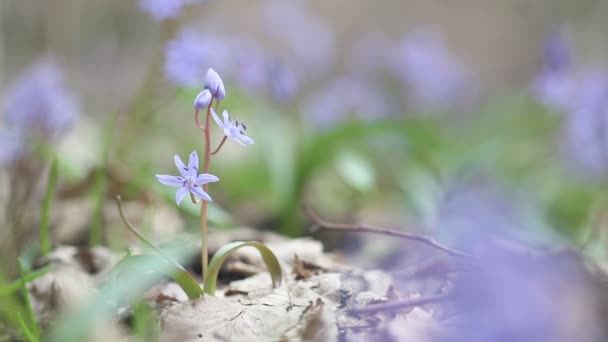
top-left (156, 68), bottom-right (253, 204)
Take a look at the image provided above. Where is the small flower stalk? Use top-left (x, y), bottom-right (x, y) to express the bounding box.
top-left (156, 68), bottom-right (255, 284)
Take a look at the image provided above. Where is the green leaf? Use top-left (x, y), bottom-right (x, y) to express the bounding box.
top-left (17, 312), bottom-right (39, 342)
top-left (0, 266), bottom-right (50, 297)
top-left (106, 254), bottom-right (202, 300)
top-left (114, 196), bottom-right (203, 299)
top-left (204, 241), bottom-right (282, 295)
top-left (18, 258), bottom-right (40, 340)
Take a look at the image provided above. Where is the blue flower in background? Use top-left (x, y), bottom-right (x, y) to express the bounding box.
top-left (304, 76), bottom-right (393, 128)
top-left (563, 73), bottom-right (608, 176)
top-left (0, 130), bottom-right (23, 166)
top-left (389, 29), bottom-right (473, 112)
top-left (261, 1), bottom-right (335, 76)
top-left (533, 29), bottom-right (576, 112)
top-left (267, 60), bottom-right (298, 103)
top-left (3, 60), bottom-right (78, 142)
top-left (138, 0), bottom-right (200, 21)
top-left (156, 151), bottom-right (219, 205)
top-left (165, 28), bottom-right (231, 87)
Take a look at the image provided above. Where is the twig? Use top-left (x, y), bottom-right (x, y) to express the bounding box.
top-left (305, 208), bottom-right (473, 258)
top-left (349, 293), bottom-right (453, 314)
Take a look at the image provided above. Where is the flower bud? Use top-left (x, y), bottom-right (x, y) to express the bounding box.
top-left (193, 89), bottom-right (212, 110)
top-left (204, 68), bottom-right (226, 101)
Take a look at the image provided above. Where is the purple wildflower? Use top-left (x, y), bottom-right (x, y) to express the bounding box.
top-left (138, 0), bottom-right (198, 21)
top-left (0, 129), bottom-right (23, 166)
top-left (3, 60), bottom-right (78, 141)
top-left (155, 151), bottom-right (219, 205)
top-left (261, 1), bottom-right (335, 75)
top-left (304, 75), bottom-right (393, 128)
top-left (165, 28), bottom-right (231, 87)
top-left (533, 29), bottom-right (576, 112)
top-left (267, 60), bottom-right (298, 103)
top-left (389, 29), bottom-right (473, 112)
top-left (446, 239), bottom-right (601, 342)
top-left (194, 89), bottom-right (212, 110)
top-left (210, 109), bottom-right (254, 146)
top-left (230, 38), bottom-right (269, 93)
top-left (562, 73), bottom-right (608, 176)
top-left (204, 68), bottom-right (226, 101)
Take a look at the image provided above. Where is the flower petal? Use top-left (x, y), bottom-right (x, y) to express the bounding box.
top-left (176, 186), bottom-right (189, 205)
top-left (222, 110), bottom-right (230, 126)
top-left (211, 108), bottom-right (224, 129)
top-left (188, 151), bottom-right (199, 176)
top-left (174, 154), bottom-right (188, 177)
top-left (190, 185), bottom-right (213, 202)
top-left (232, 136), bottom-right (247, 146)
top-left (156, 174), bottom-right (184, 187)
top-left (238, 134), bottom-right (255, 145)
top-left (196, 173), bottom-right (220, 186)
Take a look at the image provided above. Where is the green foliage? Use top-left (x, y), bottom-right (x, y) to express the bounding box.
top-left (204, 241), bottom-right (282, 295)
top-left (17, 258), bottom-right (40, 341)
top-left (40, 157), bottom-right (59, 255)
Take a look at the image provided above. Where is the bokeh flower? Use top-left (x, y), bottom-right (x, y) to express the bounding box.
top-left (533, 29), bottom-right (576, 112)
top-left (304, 75), bottom-right (393, 128)
top-left (156, 151), bottom-right (219, 205)
top-left (210, 109), bottom-right (254, 146)
top-left (261, 1), bottom-right (335, 76)
top-left (562, 73), bottom-right (608, 176)
top-left (2, 60), bottom-right (78, 142)
top-left (165, 28), bottom-right (231, 87)
top-left (138, 0), bottom-right (199, 21)
top-left (389, 29), bottom-right (474, 112)
top-left (0, 130), bottom-right (23, 166)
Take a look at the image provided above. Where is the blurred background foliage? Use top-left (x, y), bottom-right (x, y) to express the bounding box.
top-left (3, 0), bottom-right (608, 338)
top-left (2, 0), bottom-right (608, 247)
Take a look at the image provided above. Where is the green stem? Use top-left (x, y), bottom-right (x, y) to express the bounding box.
top-left (40, 157), bottom-right (58, 255)
top-left (0, 266), bottom-right (50, 297)
top-left (115, 196), bottom-right (202, 299)
top-left (200, 102), bottom-right (212, 282)
top-left (18, 259), bottom-right (40, 340)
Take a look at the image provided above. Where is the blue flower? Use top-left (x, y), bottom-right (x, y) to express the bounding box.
top-left (155, 151), bottom-right (219, 205)
top-left (0, 129), bottom-right (23, 166)
top-left (389, 29), bottom-right (473, 112)
top-left (3, 60), bottom-right (78, 141)
top-left (164, 28), bottom-right (231, 87)
top-left (194, 89), bottom-right (212, 110)
top-left (533, 29), bottom-right (576, 112)
top-left (138, 0), bottom-right (200, 21)
top-left (211, 109), bottom-right (254, 146)
top-left (204, 68), bottom-right (226, 101)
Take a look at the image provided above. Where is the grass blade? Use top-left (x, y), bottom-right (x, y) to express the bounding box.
top-left (204, 241), bottom-right (282, 295)
top-left (40, 157), bottom-right (59, 255)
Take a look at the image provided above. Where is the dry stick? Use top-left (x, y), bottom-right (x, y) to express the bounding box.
top-left (305, 208), bottom-right (473, 258)
top-left (349, 293), bottom-right (453, 315)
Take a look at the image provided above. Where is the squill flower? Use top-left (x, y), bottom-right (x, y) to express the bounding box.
top-left (155, 151), bottom-right (219, 205)
top-left (210, 109), bottom-right (254, 146)
top-left (204, 68), bottom-right (226, 101)
top-left (194, 89), bottom-right (212, 110)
